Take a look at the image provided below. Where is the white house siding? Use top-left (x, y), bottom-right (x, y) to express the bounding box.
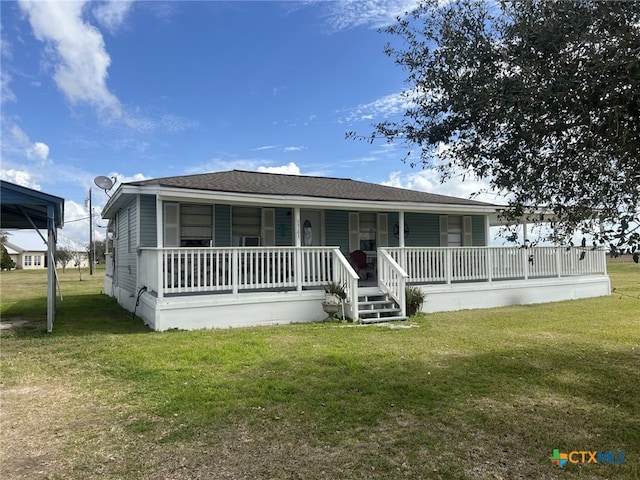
top-left (114, 198), bottom-right (138, 306)
top-left (405, 213), bottom-right (441, 247)
top-left (274, 207), bottom-right (293, 246)
top-left (325, 210), bottom-right (350, 253)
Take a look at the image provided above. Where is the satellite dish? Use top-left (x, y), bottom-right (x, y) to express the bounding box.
top-left (94, 175), bottom-right (115, 197)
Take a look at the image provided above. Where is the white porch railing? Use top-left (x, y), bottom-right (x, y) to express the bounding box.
top-left (138, 246), bottom-right (359, 317)
top-left (383, 246), bottom-right (607, 284)
top-left (136, 246), bottom-right (606, 324)
top-left (377, 249), bottom-right (409, 317)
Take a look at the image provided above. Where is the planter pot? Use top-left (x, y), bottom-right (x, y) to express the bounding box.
top-left (324, 293), bottom-right (341, 305)
top-left (322, 301), bottom-right (341, 320)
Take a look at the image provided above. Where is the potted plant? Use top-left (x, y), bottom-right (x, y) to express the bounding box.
top-left (324, 281), bottom-right (346, 305)
top-left (405, 286), bottom-right (426, 316)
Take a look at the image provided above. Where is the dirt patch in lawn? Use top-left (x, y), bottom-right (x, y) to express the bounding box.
top-left (0, 317), bottom-right (42, 331)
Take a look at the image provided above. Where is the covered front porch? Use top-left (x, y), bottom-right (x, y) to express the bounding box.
top-left (104, 245), bottom-right (610, 330)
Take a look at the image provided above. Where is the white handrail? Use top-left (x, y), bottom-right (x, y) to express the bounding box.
top-left (377, 249), bottom-right (409, 316)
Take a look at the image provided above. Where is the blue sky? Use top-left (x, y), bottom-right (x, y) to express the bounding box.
top-left (1, 0), bottom-right (496, 245)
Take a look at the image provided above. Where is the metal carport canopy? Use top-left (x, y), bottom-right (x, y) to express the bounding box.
top-left (1, 180), bottom-right (65, 332)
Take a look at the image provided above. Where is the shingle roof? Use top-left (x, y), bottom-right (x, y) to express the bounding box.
top-left (128, 170), bottom-right (494, 207)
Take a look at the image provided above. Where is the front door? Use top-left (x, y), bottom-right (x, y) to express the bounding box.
top-left (300, 210), bottom-right (322, 246)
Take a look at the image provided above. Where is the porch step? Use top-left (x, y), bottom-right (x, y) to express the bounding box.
top-left (360, 315), bottom-right (409, 324)
top-left (357, 288), bottom-right (407, 323)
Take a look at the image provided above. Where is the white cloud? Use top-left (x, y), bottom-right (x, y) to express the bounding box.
top-left (92, 0), bottom-right (134, 33)
top-left (1, 73), bottom-right (16, 104)
top-left (382, 168), bottom-right (508, 205)
top-left (0, 169), bottom-right (41, 190)
top-left (251, 145), bottom-right (279, 152)
top-left (7, 123), bottom-right (51, 164)
top-left (60, 200), bottom-right (99, 246)
top-left (10, 123), bottom-right (30, 146)
top-left (250, 145), bottom-right (307, 153)
top-left (109, 172), bottom-right (148, 186)
top-left (322, 0), bottom-right (419, 31)
top-left (257, 162), bottom-right (301, 175)
top-left (27, 142), bottom-right (50, 162)
top-left (18, 0), bottom-right (122, 118)
top-left (186, 157), bottom-right (306, 176)
top-left (340, 91), bottom-right (413, 123)
top-left (16, 1), bottom-right (194, 135)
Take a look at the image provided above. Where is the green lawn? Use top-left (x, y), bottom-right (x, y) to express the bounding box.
top-left (1, 263), bottom-right (638, 479)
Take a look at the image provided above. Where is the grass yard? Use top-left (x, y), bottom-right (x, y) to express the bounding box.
top-left (1, 263), bottom-right (638, 479)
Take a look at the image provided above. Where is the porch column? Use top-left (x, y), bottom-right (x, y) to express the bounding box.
top-left (522, 221), bottom-right (530, 280)
top-left (294, 207), bottom-right (301, 247)
top-left (484, 216), bottom-right (491, 246)
top-left (156, 195), bottom-right (164, 300)
top-left (156, 195), bottom-right (163, 247)
top-left (398, 211), bottom-right (407, 271)
top-left (294, 207), bottom-right (302, 291)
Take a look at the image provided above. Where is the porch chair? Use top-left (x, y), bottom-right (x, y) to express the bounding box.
top-left (350, 249), bottom-right (375, 279)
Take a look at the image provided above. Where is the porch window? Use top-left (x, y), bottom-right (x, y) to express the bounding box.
top-left (232, 206), bottom-right (261, 246)
top-left (34, 255), bottom-right (42, 266)
top-left (162, 203), bottom-right (214, 247)
top-left (359, 212), bottom-right (377, 251)
top-left (180, 204), bottom-right (213, 247)
top-left (447, 216), bottom-right (463, 247)
top-left (440, 215), bottom-right (473, 246)
top-left (349, 212), bottom-right (388, 252)
top-left (25, 255), bottom-right (32, 266)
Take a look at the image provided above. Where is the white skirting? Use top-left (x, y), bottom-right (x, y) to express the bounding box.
top-left (419, 275), bottom-right (611, 314)
top-left (106, 275), bottom-right (611, 331)
top-left (134, 289), bottom-right (328, 331)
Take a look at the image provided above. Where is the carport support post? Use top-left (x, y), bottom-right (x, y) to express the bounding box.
top-left (47, 206), bottom-right (56, 333)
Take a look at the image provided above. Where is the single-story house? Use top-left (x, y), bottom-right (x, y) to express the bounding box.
top-left (100, 170), bottom-right (610, 331)
top-left (2, 232), bottom-right (89, 270)
top-left (4, 234), bottom-right (49, 270)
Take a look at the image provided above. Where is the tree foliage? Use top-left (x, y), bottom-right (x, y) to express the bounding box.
top-left (1, 245), bottom-right (16, 270)
top-left (0, 231), bottom-right (15, 270)
top-left (55, 248), bottom-right (73, 272)
top-left (351, 0), bottom-right (639, 259)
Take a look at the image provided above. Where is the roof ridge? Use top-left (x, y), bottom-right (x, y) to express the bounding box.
top-left (231, 169), bottom-right (355, 183)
